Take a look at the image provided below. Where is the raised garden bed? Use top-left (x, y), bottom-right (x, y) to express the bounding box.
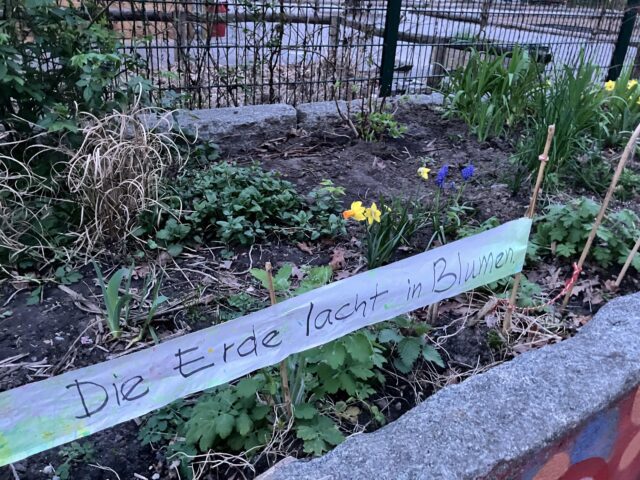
top-left (1, 103), bottom-right (639, 480)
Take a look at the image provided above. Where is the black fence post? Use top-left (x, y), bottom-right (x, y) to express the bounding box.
top-left (607, 0), bottom-right (640, 81)
top-left (379, 0), bottom-right (402, 97)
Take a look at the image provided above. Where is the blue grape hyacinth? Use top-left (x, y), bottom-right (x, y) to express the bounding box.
top-left (461, 164), bottom-right (475, 181)
top-left (435, 164), bottom-right (449, 188)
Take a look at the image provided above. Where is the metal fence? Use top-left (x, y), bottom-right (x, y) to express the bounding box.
top-left (97, 0), bottom-right (640, 108)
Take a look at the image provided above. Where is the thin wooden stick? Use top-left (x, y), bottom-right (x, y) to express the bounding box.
top-left (265, 262), bottom-right (293, 419)
top-left (562, 122), bottom-right (640, 309)
top-left (615, 235), bottom-right (640, 287)
top-left (503, 124), bottom-right (555, 333)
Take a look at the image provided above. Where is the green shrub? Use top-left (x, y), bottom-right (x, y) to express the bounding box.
top-left (0, 0), bottom-right (148, 132)
top-left (533, 197), bottom-right (640, 270)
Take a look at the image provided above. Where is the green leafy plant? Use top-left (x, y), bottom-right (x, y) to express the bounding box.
top-left (485, 273), bottom-right (543, 308)
top-left (356, 198), bottom-right (426, 269)
top-left (139, 377), bottom-right (273, 479)
top-left (375, 316), bottom-right (444, 373)
top-left (428, 164), bottom-right (476, 244)
top-left (56, 441), bottom-right (95, 480)
top-left (533, 197), bottom-right (640, 270)
top-left (444, 46), bottom-right (544, 141)
top-left (182, 377), bottom-right (273, 453)
top-left (569, 150), bottom-right (640, 199)
top-left (138, 399), bottom-right (188, 447)
top-left (137, 163), bottom-right (346, 250)
top-left (301, 331), bottom-right (387, 400)
top-left (220, 292), bottom-right (266, 321)
top-left (355, 111), bottom-right (407, 142)
top-left (517, 59), bottom-right (608, 177)
top-left (294, 408), bottom-right (345, 456)
top-left (456, 216), bottom-right (501, 239)
top-left (600, 69), bottom-right (640, 148)
top-left (93, 262), bottom-right (133, 339)
top-left (54, 265), bottom-right (82, 285)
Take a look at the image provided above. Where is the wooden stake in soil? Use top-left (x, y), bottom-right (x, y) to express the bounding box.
top-left (615, 235), bottom-right (640, 288)
top-left (561, 122), bottom-right (640, 310)
top-left (503, 124), bottom-right (555, 333)
top-left (265, 262), bottom-right (293, 419)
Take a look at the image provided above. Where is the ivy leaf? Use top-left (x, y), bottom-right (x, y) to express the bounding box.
top-left (214, 413), bottom-right (235, 439)
top-left (422, 345), bottom-right (445, 368)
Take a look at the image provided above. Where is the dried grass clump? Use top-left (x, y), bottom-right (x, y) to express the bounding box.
top-left (61, 105), bottom-right (189, 250)
top-left (0, 130), bottom-right (64, 274)
top-left (0, 104), bottom-right (192, 276)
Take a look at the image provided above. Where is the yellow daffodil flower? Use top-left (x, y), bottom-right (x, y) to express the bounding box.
top-left (343, 201), bottom-right (366, 221)
top-left (364, 202), bottom-right (382, 225)
top-left (417, 166), bottom-right (431, 180)
top-left (629, 79), bottom-right (639, 90)
top-left (605, 80), bottom-right (616, 92)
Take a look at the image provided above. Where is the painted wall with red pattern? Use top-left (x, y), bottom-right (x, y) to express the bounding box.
top-left (487, 385), bottom-right (640, 480)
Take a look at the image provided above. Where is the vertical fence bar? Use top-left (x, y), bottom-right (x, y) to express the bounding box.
top-left (608, 0), bottom-right (640, 81)
top-left (379, 0), bottom-right (401, 97)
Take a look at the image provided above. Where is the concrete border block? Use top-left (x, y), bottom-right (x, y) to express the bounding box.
top-left (296, 100), bottom-right (349, 131)
top-left (264, 293), bottom-right (640, 479)
top-left (174, 95), bottom-right (445, 153)
top-left (176, 104), bottom-right (297, 153)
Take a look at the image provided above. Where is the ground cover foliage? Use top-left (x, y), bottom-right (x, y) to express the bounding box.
top-left (1, 9), bottom-right (640, 478)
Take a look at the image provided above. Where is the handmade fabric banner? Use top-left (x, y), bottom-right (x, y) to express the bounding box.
top-left (0, 218), bottom-right (532, 466)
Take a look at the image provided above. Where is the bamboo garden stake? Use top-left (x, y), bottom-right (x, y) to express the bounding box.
top-left (561, 122), bottom-right (640, 309)
top-left (503, 124), bottom-right (555, 333)
top-left (265, 262), bottom-right (293, 418)
top-left (615, 235), bottom-right (640, 288)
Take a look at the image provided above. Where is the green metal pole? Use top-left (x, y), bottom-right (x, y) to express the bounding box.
top-left (379, 0), bottom-right (402, 97)
top-left (607, 0), bottom-right (640, 81)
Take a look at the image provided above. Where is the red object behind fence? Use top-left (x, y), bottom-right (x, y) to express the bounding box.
top-left (207, 2), bottom-right (228, 38)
